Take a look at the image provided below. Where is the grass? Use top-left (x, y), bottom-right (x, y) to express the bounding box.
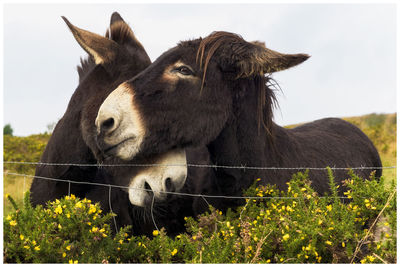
top-left (3, 173), bottom-right (33, 215)
top-left (3, 113), bottom-right (396, 216)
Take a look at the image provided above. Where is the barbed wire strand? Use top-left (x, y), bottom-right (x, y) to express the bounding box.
top-left (3, 161), bottom-right (396, 171)
top-left (201, 195), bottom-right (211, 208)
top-left (151, 195), bottom-right (159, 232)
top-left (109, 185), bottom-right (118, 234)
top-left (7, 172), bottom-right (358, 200)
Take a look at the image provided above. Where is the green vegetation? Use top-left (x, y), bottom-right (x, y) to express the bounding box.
top-left (4, 170), bottom-right (396, 263)
top-left (344, 113), bottom-right (396, 187)
top-left (3, 133), bottom-right (50, 215)
top-left (3, 113), bottom-right (396, 263)
top-left (4, 124), bottom-right (14, 136)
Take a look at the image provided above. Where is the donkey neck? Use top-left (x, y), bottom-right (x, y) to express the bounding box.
top-left (206, 78), bottom-right (274, 192)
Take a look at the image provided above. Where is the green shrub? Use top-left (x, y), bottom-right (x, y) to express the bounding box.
top-left (4, 124), bottom-right (13, 136)
top-left (3, 170), bottom-right (396, 263)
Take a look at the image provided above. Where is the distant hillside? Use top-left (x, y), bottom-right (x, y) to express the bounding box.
top-left (3, 133), bottom-right (50, 175)
top-left (344, 113), bottom-right (396, 160)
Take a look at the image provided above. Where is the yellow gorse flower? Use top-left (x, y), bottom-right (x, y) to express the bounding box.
top-left (366, 255), bottom-right (375, 262)
top-left (153, 230), bottom-right (159, 236)
top-left (282, 234), bottom-right (290, 241)
top-left (9, 220), bottom-right (17, 226)
top-left (171, 248), bottom-right (178, 256)
top-left (88, 204), bottom-right (97, 214)
top-left (55, 205), bottom-right (63, 214)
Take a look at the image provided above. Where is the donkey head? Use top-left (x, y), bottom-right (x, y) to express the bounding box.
top-left (95, 31), bottom-right (309, 160)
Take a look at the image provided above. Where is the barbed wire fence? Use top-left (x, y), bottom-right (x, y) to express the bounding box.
top-left (3, 161), bottom-right (397, 233)
top-left (4, 161), bottom-right (396, 170)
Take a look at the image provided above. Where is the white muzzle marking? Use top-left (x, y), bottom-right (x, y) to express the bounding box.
top-left (96, 83), bottom-right (146, 160)
top-left (128, 149), bottom-right (187, 207)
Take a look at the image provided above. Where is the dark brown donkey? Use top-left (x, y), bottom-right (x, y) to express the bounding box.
top-left (30, 13), bottom-right (204, 235)
top-left (96, 31), bottom-right (382, 202)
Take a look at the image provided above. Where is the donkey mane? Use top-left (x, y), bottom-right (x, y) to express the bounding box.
top-left (77, 57), bottom-right (95, 82)
top-left (189, 31), bottom-right (279, 137)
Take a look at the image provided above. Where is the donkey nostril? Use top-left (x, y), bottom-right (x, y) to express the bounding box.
top-left (102, 118), bottom-right (115, 131)
top-left (164, 177), bottom-right (174, 192)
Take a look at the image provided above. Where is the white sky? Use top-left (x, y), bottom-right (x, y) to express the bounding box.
top-left (3, 3), bottom-right (397, 136)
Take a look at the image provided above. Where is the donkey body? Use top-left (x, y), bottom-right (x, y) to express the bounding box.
top-left (96, 31), bottom-right (382, 201)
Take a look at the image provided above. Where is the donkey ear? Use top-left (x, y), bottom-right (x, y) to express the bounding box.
top-left (110, 11), bottom-right (124, 25)
top-left (230, 41), bottom-right (309, 77)
top-left (62, 16), bottom-right (119, 65)
top-left (105, 12), bottom-right (145, 53)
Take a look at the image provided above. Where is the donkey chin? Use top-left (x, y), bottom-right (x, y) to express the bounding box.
top-left (126, 149), bottom-right (187, 207)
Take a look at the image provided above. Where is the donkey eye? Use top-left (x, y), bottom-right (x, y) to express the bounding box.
top-left (174, 66), bottom-right (194, 76)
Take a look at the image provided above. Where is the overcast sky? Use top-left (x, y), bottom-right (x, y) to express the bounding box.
top-left (3, 3), bottom-right (397, 136)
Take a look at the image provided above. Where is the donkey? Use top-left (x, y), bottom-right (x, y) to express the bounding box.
top-left (30, 13), bottom-right (215, 235)
top-left (29, 13), bottom-right (185, 232)
top-left (95, 31), bottom-right (382, 201)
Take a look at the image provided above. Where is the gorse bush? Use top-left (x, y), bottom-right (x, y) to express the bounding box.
top-left (4, 170), bottom-right (396, 263)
